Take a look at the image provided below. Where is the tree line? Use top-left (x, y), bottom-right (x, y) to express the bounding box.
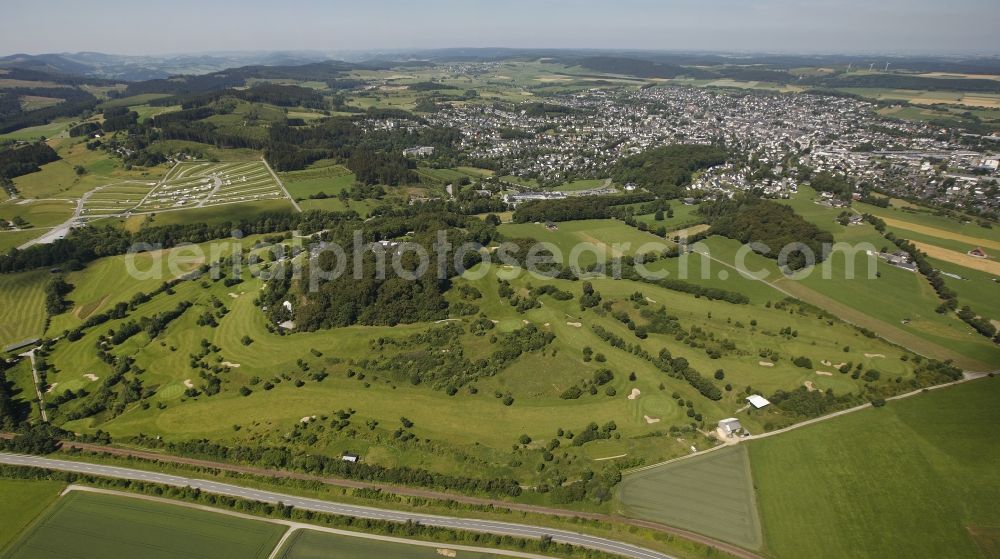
top-left (700, 195), bottom-right (834, 271)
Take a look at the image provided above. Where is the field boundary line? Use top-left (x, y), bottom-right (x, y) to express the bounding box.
top-left (263, 157), bottom-right (302, 213)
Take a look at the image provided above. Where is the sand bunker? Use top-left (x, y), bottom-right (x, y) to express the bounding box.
top-left (815, 371), bottom-right (834, 376)
top-left (865, 353), bottom-right (886, 359)
top-left (300, 415), bottom-right (316, 423)
top-left (221, 361), bottom-right (241, 368)
top-left (759, 361), bottom-right (775, 367)
top-left (804, 381), bottom-right (818, 392)
top-left (644, 415), bottom-right (661, 424)
top-left (228, 293), bottom-right (240, 299)
top-left (183, 379), bottom-right (194, 389)
top-left (821, 360), bottom-right (832, 366)
top-left (627, 388), bottom-right (641, 400)
top-left (566, 322), bottom-right (582, 328)
top-left (436, 549), bottom-right (457, 558)
top-left (45, 383), bottom-right (59, 393)
top-left (83, 373), bottom-right (99, 381)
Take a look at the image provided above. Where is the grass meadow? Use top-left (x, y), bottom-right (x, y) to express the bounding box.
top-left (0, 199), bottom-right (75, 229)
top-left (1, 490), bottom-right (285, 559)
top-left (498, 219), bottom-right (672, 266)
top-left (749, 377), bottom-right (1000, 559)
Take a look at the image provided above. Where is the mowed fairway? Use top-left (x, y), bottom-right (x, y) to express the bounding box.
top-left (749, 377), bottom-right (1000, 559)
top-left (0, 270), bottom-right (48, 348)
top-left (616, 446), bottom-right (762, 549)
top-left (2, 490), bottom-right (286, 559)
top-left (276, 529), bottom-right (505, 559)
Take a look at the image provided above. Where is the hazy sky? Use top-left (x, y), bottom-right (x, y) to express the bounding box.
top-left (3, 0), bottom-right (998, 56)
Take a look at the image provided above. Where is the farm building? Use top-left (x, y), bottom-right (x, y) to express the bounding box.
top-left (718, 418), bottom-right (745, 438)
top-left (746, 395), bottom-right (771, 409)
top-left (342, 452), bottom-right (360, 463)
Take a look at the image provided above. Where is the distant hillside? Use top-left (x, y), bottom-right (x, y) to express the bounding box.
top-left (0, 51), bottom-right (334, 81)
top-left (122, 60), bottom-right (361, 96)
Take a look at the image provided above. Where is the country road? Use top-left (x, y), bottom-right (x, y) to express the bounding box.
top-left (0, 453), bottom-right (681, 559)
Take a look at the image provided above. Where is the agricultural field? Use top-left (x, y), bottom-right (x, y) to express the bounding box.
top-left (1, 490), bottom-right (286, 559)
top-left (275, 529), bottom-right (507, 559)
top-left (749, 377), bottom-right (1000, 559)
top-left (414, 166), bottom-right (493, 187)
top-left (0, 270), bottom-right (48, 349)
top-left (764, 188), bottom-right (1000, 370)
top-left (0, 479), bottom-right (66, 553)
top-left (280, 162), bottom-right (357, 200)
top-left (837, 87), bottom-right (1000, 108)
top-left (616, 446), bottom-right (762, 549)
top-left (131, 161), bottom-right (289, 213)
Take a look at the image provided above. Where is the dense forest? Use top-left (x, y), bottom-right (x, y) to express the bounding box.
top-left (513, 193), bottom-right (655, 223)
top-left (611, 144), bottom-right (727, 198)
top-left (699, 196), bottom-right (834, 270)
top-left (0, 142), bottom-right (60, 180)
top-left (285, 210), bottom-right (499, 329)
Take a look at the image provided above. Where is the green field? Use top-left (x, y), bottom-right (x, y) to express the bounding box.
top-left (280, 163), bottom-right (357, 200)
top-left (617, 445), bottom-right (762, 549)
top-left (749, 377), bottom-right (1000, 559)
top-left (0, 479), bottom-right (65, 553)
top-left (39, 243), bottom-right (918, 491)
top-left (0, 199), bottom-right (75, 229)
top-left (0, 119), bottom-right (75, 142)
top-left (0, 231), bottom-right (42, 253)
top-left (0, 270), bottom-right (48, 349)
top-left (498, 219), bottom-right (672, 266)
top-left (276, 529), bottom-right (505, 559)
top-left (2, 491), bottom-right (286, 559)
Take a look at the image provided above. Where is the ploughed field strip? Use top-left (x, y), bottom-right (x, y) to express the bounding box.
top-left (134, 161), bottom-right (286, 212)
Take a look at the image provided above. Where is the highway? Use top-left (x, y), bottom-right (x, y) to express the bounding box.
top-left (0, 452), bottom-right (677, 559)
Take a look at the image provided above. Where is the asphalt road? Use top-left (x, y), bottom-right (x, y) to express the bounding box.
top-left (0, 452), bottom-right (677, 559)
